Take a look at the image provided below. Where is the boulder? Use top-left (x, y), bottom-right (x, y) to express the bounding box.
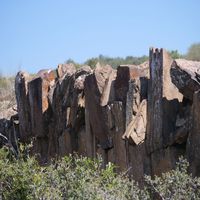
top-left (171, 59), bottom-right (200, 100)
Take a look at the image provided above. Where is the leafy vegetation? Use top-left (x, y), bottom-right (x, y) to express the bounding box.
top-left (168, 43), bottom-right (200, 61)
top-left (0, 146), bottom-right (149, 200)
top-left (145, 157), bottom-right (200, 199)
top-left (65, 54), bottom-right (149, 69)
top-left (186, 43), bottom-right (200, 61)
top-left (84, 55), bottom-right (149, 69)
top-left (168, 50), bottom-right (183, 59)
top-left (65, 43), bottom-right (200, 70)
top-left (65, 50), bottom-right (184, 69)
top-left (0, 145), bottom-right (200, 200)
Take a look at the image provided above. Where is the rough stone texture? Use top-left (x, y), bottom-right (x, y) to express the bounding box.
top-left (28, 77), bottom-right (50, 138)
top-left (84, 64), bottom-right (116, 149)
top-left (58, 129), bottom-right (72, 156)
top-left (146, 49), bottom-right (164, 153)
top-left (51, 66), bottom-right (91, 158)
top-left (146, 49), bottom-right (183, 155)
top-left (15, 71), bottom-right (31, 142)
top-left (150, 146), bottom-right (185, 176)
top-left (107, 101), bottom-right (127, 171)
top-left (145, 49), bottom-right (190, 177)
top-left (187, 90), bottom-right (200, 176)
top-left (128, 143), bottom-right (150, 184)
top-left (170, 59), bottom-right (200, 175)
top-left (123, 99), bottom-right (147, 145)
top-left (171, 59), bottom-right (200, 101)
top-left (11, 48), bottom-right (200, 181)
top-left (113, 64), bottom-right (149, 175)
top-left (57, 63), bottom-right (76, 78)
top-left (0, 118), bottom-right (18, 148)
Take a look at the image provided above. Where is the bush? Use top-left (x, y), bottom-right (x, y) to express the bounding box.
top-left (0, 147), bottom-right (148, 200)
top-left (84, 55), bottom-right (149, 69)
top-left (0, 146), bottom-right (41, 200)
top-left (0, 146), bottom-right (200, 200)
top-left (145, 157), bottom-right (200, 200)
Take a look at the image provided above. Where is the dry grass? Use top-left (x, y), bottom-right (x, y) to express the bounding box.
top-left (0, 76), bottom-right (17, 119)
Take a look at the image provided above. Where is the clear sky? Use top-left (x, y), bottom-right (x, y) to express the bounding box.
top-left (0, 0), bottom-right (200, 75)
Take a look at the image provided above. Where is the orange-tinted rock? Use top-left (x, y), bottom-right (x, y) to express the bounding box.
top-left (57, 63), bottom-right (76, 78)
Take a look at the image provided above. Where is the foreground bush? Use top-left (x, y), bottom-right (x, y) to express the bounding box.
top-left (0, 147), bottom-right (149, 200)
top-left (145, 157), bottom-right (200, 200)
top-left (0, 146), bottom-right (200, 200)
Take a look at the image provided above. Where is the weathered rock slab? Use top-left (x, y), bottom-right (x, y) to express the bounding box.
top-left (171, 59), bottom-right (200, 100)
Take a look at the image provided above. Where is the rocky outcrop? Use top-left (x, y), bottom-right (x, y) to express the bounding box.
top-left (11, 50), bottom-right (200, 182)
top-left (170, 59), bottom-right (200, 177)
top-left (171, 59), bottom-right (200, 100)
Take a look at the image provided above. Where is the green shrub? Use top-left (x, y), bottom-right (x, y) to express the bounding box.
top-left (145, 157), bottom-right (200, 200)
top-left (1, 146), bottom-right (200, 200)
top-left (0, 147), bottom-right (148, 200)
top-left (0, 147), bottom-right (42, 200)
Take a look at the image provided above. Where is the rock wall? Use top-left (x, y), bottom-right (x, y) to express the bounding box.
top-left (13, 48), bottom-right (200, 181)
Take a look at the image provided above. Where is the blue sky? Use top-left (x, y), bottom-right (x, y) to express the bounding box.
top-left (0, 0), bottom-right (200, 75)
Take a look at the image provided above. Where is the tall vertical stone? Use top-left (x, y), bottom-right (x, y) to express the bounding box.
top-left (28, 77), bottom-right (49, 138)
top-left (114, 65), bottom-right (149, 173)
top-left (147, 48), bottom-right (182, 154)
top-left (15, 72), bottom-right (31, 142)
top-left (110, 102), bottom-right (127, 171)
top-left (146, 48), bottom-right (164, 153)
top-left (187, 90), bottom-right (200, 176)
top-left (84, 64), bottom-right (116, 150)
